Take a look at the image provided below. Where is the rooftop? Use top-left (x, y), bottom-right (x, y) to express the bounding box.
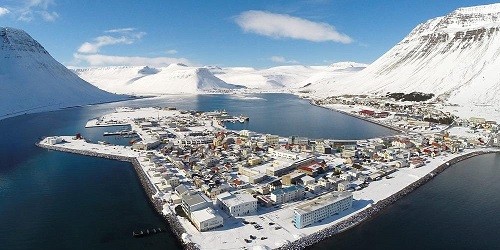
top-left (217, 191), bottom-right (256, 207)
top-left (183, 192), bottom-right (212, 207)
top-left (294, 192), bottom-right (352, 215)
top-left (191, 207), bottom-right (222, 222)
top-left (271, 185), bottom-right (305, 195)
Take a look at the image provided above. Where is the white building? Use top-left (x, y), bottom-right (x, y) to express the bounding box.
top-left (239, 130), bottom-right (255, 138)
top-left (181, 192), bottom-right (212, 216)
top-left (493, 133), bottom-right (500, 147)
top-left (273, 149), bottom-right (299, 160)
top-left (46, 136), bottom-right (63, 145)
top-left (165, 176), bottom-right (180, 188)
top-left (190, 207), bottom-right (224, 232)
top-left (293, 192), bottom-right (353, 229)
top-left (300, 175), bottom-right (315, 186)
top-left (132, 139), bottom-right (160, 150)
top-left (265, 134), bottom-right (280, 146)
top-left (270, 185), bottom-right (305, 204)
top-left (337, 181), bottom-right (356, 191)
top-left (216, 191), bottom-right (257, 217)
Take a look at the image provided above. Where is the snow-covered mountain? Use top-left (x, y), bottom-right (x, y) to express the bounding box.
top-left (210, 62), bottom-right (366, 89)
top-left (309, 3), bottom-right (500, 110)
top-left (74, 64), bottom-right (241, 95)
top-left (0, 27), bottom-right (124, 119)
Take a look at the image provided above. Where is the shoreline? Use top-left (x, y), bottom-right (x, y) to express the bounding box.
top-left (307, 99), bottom-right (407, 134)
top-left (35, 142), bottom-right (195, 250)
top-left (278, 149), bottom-right (499, 250)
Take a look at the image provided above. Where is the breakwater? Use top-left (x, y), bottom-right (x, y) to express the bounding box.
top-left (278, 149), bottom-right (499, 250)
top-left (36, 141), bottom-right (196, 250)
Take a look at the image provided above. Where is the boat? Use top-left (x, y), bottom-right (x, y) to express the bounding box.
top-left (133, 230), bottom-right (144, 238)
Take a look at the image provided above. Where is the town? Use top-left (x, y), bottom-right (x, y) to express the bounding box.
top-left (38, 105), bottom-right (500, 250)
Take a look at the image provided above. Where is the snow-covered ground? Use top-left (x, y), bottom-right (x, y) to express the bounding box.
top-left (73, 64), bottom-right (241, 95)
top-left (39, 136), bottom-right (139, 158)
top-left (209, 62), bottom-right (366, 90)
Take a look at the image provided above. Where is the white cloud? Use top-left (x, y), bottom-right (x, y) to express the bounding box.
top-left (235, 10), bottom-right (352, 43)
top-left (73, 53), bottom-right (192, 67)
top-left (166, 49), bottom-right (178, 54)
top-left (105, 28), bottom-right (136, 33)
top-left (77, 28), bottom-right (146, 54)
top-left (78, 36), bottom-right (135, 54)
top-left (0, 7), bottom-right (10, 16)
top-left (73, 28), bottom-right (192, 67)
top-left (17, 0), bottom-right (59, 22)
top-left (39, 10), bottom-right (58, 21)
top-left (270, 56), bottom-right (299, 64)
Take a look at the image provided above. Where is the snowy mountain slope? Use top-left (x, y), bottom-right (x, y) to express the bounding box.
top-left (74, 64), bottom-right (241, 95)
top-left (308, 3), bottom-right (500, 109)
top-left (0, 27), bottom-right (124, 119)
top-left (211, 62), bottom-right (366, 89)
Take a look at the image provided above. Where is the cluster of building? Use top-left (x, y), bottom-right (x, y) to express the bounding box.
top-left (91, 106), bottom-right (498, 234)
top-left (315, 95), bottom-right (455, 128)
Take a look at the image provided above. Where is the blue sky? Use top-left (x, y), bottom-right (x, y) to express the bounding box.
top-left (1, 0), bottom-right (499, 68)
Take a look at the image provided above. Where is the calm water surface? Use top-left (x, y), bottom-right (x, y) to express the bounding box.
top-left (0, 94), bottom-right (497, 249)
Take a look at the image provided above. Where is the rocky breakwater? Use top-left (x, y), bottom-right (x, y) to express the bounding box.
top-left (278, 149), bottom-right (499, 250)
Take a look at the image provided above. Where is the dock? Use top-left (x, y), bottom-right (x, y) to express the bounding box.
top-left (132, 227), bottom-right (165, 238)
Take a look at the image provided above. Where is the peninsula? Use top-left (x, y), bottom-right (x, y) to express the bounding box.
top-left (37, 106), bottom-right (500, 250)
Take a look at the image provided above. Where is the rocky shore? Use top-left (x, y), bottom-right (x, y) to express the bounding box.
top-left (278, 150), bottom-right (499, 250)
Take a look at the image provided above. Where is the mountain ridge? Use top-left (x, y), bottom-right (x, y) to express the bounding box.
top-left (307, 3), bottom-right (500, 108)
top-left (0, 27), bottom-right (125, 119)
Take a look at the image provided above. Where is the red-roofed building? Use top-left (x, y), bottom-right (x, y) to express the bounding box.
top-left (298, 161), bottom-right (327, 177)
top-left (359, 109), bottom-right (375, 116)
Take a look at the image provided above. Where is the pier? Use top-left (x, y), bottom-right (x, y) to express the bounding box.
top-left (132, 228), bottom-right (165, 238)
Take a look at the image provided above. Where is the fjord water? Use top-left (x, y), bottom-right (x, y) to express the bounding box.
top-left (0, 93), bottom-right (497, 249)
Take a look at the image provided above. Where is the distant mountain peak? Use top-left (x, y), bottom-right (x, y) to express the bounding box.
top-left (454, 3), bottom-right (500, 15)
top-left (1, 26), bottom-right (49, 55)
